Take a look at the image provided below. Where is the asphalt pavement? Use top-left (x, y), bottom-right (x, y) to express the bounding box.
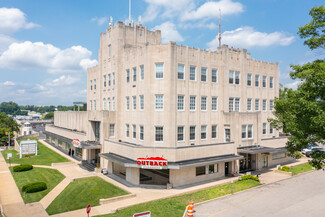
top-left (194, 170), bottom-right (325, 217)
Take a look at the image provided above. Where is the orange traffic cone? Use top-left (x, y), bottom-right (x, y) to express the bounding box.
top-left (187, 201), bottom-right (194, 217)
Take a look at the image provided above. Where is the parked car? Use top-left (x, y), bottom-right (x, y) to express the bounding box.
top-left (301, 144), bottom-right (315, 155)
top-left (305, 147), bottom-right (325, 157)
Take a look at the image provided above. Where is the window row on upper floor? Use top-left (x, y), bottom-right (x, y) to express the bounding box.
top-left (229, 98), bottom-right (274, 112)
top-left (230, 71), bottom-right (274, 88)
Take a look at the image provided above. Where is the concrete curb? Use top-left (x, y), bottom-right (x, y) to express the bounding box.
top-left (99, 193), bottom-right (136, 205)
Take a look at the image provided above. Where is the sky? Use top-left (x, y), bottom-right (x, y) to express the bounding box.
top-left (0, 0), bottom-right (323, 106)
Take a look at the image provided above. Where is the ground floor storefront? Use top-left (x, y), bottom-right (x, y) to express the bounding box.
top-left (99, 153), bottom-right (243, 188)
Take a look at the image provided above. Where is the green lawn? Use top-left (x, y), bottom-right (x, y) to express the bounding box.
top-left (290, 163), bottom-right (313, 175)
top-left (95, 179), bottom-right (261, 217)
top-left (1, 138), bottom-right (69, 166)
top-left (46, 176), bottom-right (129, 215)
top-left (10, 167), bottom-right (65, 203)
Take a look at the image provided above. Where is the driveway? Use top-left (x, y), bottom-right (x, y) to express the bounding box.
top-left (195, 170), bottom-right (325, 217)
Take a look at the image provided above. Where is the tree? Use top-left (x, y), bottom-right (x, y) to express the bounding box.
top-left (0, 113), bottom-right (20, 144)
top-left (269, 6), bottom-right (325, 167)
top-left (44, 112), bottom-right (54, 119)
top-left (0, 101), bottom-right (20, 116)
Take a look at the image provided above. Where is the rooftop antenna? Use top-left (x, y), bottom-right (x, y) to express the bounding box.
top-left (109, 16), bottom-right (113, 26)
top-left (218, 8), bottom-right (222, 47)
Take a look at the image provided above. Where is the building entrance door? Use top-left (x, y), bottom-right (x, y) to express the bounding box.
top-left (262, 156), bottom-right (268, 168)
top-left (225, 162), bottom-right (229, 175)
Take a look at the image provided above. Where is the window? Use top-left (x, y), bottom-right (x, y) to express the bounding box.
top-left (133, 124), bottom-right (136, 138)
top-left (247, 74), bottom-right (252, 86)
top-left (140, 95), bottom-right (144, 110)
top-left (133, 96), bottom-right (136, 110)
top-left (247, 98), bottom-right (252, 111)
top-left (235, 71), bottom-right (240, 84)
top-left (155, 95), bottom-right (164, 110)
top-left (211, 125), bottom-right (217, 138)
top-left (190, 126), bottom-right (196, 140)
top-left (178, 64), bottom-right (185, 80)
top-left (270, 124), bottom-right (274, 134)
top-left (212, 97), bottom-right (217, 111)
top-left (94, 79), bottom-right (96, 90)
top-left (242, 125), bottom-right (247, 139)
top-left (263, 76), bottom-right (267, 88)
top-left (255, 75), bottom-right (260, 87)
top-left (263, 99), bottom-right (267, 111)
top-left (229, 98), bottom-right (234, 112)
top-left (112, 97), bottom-right (115, 111)
top-left (201, 96), bottom-right (207, 111)
top-left (190, 96), bottom-right (196, 110)
top-left (90, 100), bottom-right (92, 110)
top-left (126, 97), bottom-right (130, 110)
top-left (126, 124), bottom-right (129, 137)
top-left (208, 164), bottom-right (215, 174)
top-left (90, 80), bottom-right (92, 90)
top-left (248, 125), bottom-right (253, 138)
top-left (201, 125), bottom-right (207, 139)
top-left (255, 99), bottom-right (260, 111)
top-left (272, 153), bottom-right (285, 160)
top-left (263, 123), bottom-right (267, 134)
top-left (140, 65), bottom-right (144, 80)
top-left (113, 72), bottom-right (115, 85)
top-left (94, 100), bottom-right (96, 110)
top-left (126, 69), bottom-right (130, 83)
top-left (155, 63), bottom-right (164, 79)
top-left (235, 98), bottom-right (240, 112)
top-left (177, 95), bottom-right (184, 110)
top-left (212, 69), bottom-right (217, 83)
top-left (108, 98), bottom-right (111, 110)
top-left (229, 71), bottom-right (234, 84)
top-left (109, 124), bottom-right (115, 137)
top-left (108, 74), bottom-right (111, 86)
top-left (155, 126), bottom-right (163, 141)
top-left (270, 100), bottom-right (274, 111)
top-left (108, 44), bottom-right (111, 57)
top-left (133, 67), bottom-right (136, 82)
top-left (104, 75), bottom-right (106, 87)
top-left (103, 98), bottom-right (106, 110)
top-left (196, 166), bottom-right (206, 176)
top-left (201, 67), bottom-right (207, 82)
top-left (140, 125), bottom-right (144, 140)
top-left (270, 77), bottom-right (274, 88)
top-left (190, 66), bottom-right (196, 80)
top-left (177, 126), bottom-right (184, 141)
top-left (225, 128), bottom-right (231, 142)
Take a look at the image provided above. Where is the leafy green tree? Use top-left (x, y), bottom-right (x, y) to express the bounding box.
top-left (44, 112), bottom-right (54, 119)
top-left (0, 101), bottom-right (20, 116)
top-left (0, 113), bottom-right (20, 143)
top-left (269, 6), bottom-right (325, 166)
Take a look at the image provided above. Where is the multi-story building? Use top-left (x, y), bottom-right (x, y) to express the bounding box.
top-left (45, 21), bottom-right (293, 188)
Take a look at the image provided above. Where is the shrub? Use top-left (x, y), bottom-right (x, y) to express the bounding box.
top-left (279, 166), bottom-right (290, 172)
top-left (239, 175), bottom-right (259, 182)
top-left (13, 164), bottom-right (33, 172)
top-left (22, 182), bottom-right (47, 193)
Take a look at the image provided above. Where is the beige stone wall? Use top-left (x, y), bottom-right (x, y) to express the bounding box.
top-left (53, 111), bottom-right (88, 133)
top-left (46, 125), bottom-right (87, 141)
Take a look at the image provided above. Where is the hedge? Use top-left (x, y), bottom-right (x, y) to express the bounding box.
top-left (22, 182), bottom-right (47, 193)
top-left (13, 164), bottom-right (33, 172)
top-left (278, 166), bottom-right (290, 172)
top-left (239, 175), bottom-right (259, 182)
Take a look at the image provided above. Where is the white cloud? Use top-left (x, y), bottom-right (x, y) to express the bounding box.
top-left (3, 81), bottom-right (15, 86)
top-left (207, 26), bottom-right (295, 49)
top-left (91, 17), bottom-right (109, 26)
top-left (0, 34), bottom-right (16, 53)
top-left (47, 75), bottom-right (80, 87)
top-left (182, 22), bottom-right (217, 30)
top-left (153, 22), bottom-right (184, 43)
top-left (181, 0), bottom-right (244, 21)
top-left (80, 59), bottom-right (98, 71)
top-left (0, 41), bottom-right (97, 73)
top-left (285, 80), bottom-right (300, 90)
top-left (0, 7), bottom-right (39, 34)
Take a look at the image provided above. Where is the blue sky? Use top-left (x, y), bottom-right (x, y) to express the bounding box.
top-left (0, 0), bottom-right (323, 105)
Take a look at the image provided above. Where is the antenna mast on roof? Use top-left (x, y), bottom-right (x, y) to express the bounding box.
top-left (218, 8), bottom-right (222, 47)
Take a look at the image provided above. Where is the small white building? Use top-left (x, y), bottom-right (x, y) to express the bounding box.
top-left (21, 122), bottom-right (32, 136)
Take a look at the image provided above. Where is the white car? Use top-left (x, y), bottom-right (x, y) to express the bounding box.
top-left (301, 144), bottom-right (316, 155)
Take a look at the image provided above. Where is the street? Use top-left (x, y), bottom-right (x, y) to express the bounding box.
top-left (195, 170), bottom-right (325, 217)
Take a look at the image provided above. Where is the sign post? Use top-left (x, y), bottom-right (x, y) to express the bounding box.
top-left (86, 204), bottom-right (91, 217)
top-left (7, 153), bottom-right (12, 167)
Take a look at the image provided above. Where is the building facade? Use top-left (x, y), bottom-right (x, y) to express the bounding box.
top-left (45, 21), bottom-right (293, 187)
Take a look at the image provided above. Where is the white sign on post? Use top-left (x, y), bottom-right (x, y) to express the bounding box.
top-left (7, 153), bottom-right (12, 159)
top-left (133, 211), bottom-right (151, 217)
